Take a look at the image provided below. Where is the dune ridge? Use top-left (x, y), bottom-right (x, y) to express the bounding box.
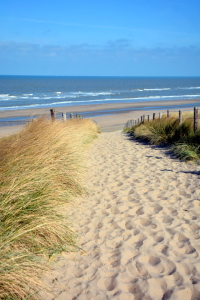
top-left (41, 131), bottom-right (200, 300)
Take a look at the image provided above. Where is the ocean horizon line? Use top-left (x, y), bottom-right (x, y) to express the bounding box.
top-left (1, 75), bottom-right (200, 78)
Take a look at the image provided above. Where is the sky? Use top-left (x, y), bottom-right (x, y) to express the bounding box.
top-left (0, 0), bottom-right (200, 76)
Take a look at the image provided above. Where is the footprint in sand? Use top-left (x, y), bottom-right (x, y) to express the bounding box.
top-left (97, 277), bottom-right (117, 291)
top-left (136, 207), bottom-right (144, 215)
top-left (162, 216), bottom-right (174, 224)
top-left (41, 132), bottom-right (200, 300)
top-left (153, 235), bottom-right (164, 243)
top-left (139, 218), bottom-right (152, 227)
top-left (138, 255), bottom-right (165, 274)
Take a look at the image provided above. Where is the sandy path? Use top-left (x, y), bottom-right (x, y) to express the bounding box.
top-left (42, 131), bottom-right (200, 300)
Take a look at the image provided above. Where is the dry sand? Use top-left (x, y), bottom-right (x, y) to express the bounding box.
top-left (41, 131), bottom-right (200, 300)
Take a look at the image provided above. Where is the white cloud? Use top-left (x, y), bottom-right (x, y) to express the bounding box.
top-left (0, 40), bottom-right (199, 62)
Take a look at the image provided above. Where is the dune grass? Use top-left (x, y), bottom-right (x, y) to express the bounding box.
top-left (125, 112), bottom-right (200, 161)
top-left (0, 117), bottom-right (99, 299)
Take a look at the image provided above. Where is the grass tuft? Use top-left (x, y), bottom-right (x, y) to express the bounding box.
top-left (128, 113), bottom-right (200, 161)
top-left (0, 117), bottom-right (99, 299)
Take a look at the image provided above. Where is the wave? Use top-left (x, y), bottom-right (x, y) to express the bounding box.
top-left (130, 94), bottom-right (200, 100)
top-left (0, 94), bottom-right (9, 97)
top-left (70, 91), bottom-right (114, 97)
top-left (131, 88), bottom-right (171, 92)
top-left (52, 94), bottom-right (193, 102)
top-left (0, 91), bottom-right (115, 101)
top-left (1, 85), bottom-right (199, 101)
top-left (1, 87), bottom-right (199, 103)
top-left (131, 89), bottom-right (143, 92)
top-left (143, 88), bottom-right (171, 91)
top-left (0, 93), bottom-right (199, 111)
top-left (137, 87), bottom-right (200, 92)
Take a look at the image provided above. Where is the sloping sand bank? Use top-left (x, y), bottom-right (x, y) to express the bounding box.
top-left (41, 131), bottom-right (200, 300)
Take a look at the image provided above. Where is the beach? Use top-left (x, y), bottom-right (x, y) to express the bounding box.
top-left (40, 130), bottom-right (200, 300)
top-left (0, 98), bottom-right (200, 135)
top-left (0, 98), bottom-right (200, 299)
top-left (1, 3), bottom-right (200, 297)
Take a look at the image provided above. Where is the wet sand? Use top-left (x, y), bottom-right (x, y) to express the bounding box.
top-left (0, 98), bottom-right (199, 136)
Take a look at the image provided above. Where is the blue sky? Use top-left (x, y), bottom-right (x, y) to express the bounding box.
top-left (0, 0), bottom-right (200, 76)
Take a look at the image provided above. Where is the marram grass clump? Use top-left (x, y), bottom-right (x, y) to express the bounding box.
top-left (127, 113), bottom-right (200, 161)
top-left (0, 117), bottom-right (99, 299)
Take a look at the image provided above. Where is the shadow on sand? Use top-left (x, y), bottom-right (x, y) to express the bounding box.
top-left (123, 132), bottom-right (200, 174)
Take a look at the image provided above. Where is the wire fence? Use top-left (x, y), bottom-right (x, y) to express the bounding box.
top-left (51, 109), bottom-right (83, 121)
top-left (125, 106), bottom-right (200, 133)
top-left (0, 113), bottom-right (50, 127)
top-left (0, 109), bottom-right (83, 127)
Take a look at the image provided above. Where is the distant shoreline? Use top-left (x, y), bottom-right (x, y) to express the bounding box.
top-left (0, 98), bottom-right (199, 120)
top-left (0, 98), bottom-right (199, 136)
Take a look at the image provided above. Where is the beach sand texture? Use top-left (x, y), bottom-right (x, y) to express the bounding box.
top-left (41, 131), bottom-right (200, 300)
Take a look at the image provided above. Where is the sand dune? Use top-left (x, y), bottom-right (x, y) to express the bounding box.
top-left (41, 131), bottom-right (200, 300)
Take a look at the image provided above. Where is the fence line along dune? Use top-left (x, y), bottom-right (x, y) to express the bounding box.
top-left (0, 117), bottom-right (99, 299)
top-left (125, 109), bottom-right (200, 161)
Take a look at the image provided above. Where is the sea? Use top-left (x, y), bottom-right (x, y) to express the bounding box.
top-left (0, 76), bottom-right (200, 122)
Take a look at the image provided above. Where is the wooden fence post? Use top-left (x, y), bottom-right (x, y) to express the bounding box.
top-left (159, 112), bottom-right (162, 120)
top-left (194, 107), bottom-right (198, 133)
top-left (70, 113), bottom-right (74, 119)
top-left (167, 110), bottom-right (170, 118)
top-left (153, 113), bottom-right (155, 120)
top-left (147, 115), bottom-right (150, 122)
top-left (62, 112), bottom-right (66, 121)
top-left (50, 109), bottom-right (55, 121)
top-left (179, 110), bottom-right (182, 125)
top-left (143, 115), bottom-right (146, 123)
